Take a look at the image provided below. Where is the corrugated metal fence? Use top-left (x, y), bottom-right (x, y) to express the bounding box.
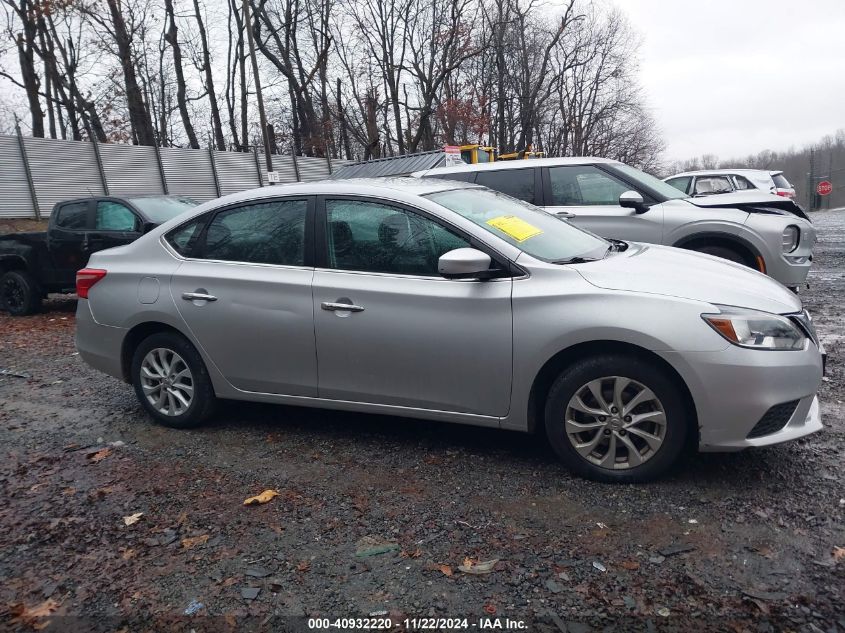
top-left (0, 133), bottom-right (349, 219)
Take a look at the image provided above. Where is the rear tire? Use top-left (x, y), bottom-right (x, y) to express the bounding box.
top-left (544, 354), bottom-right (690, 483)
top-left (131, 331), bottom-right (217, 429)
top-left (0, 270), bottom-right (41, 316)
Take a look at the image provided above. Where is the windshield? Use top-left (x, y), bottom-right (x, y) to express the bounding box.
top-left (127, 196), bottom-right (198, 223)
top-left (608, 164), bottom-right (689, 200)
top-left (425, 187), bottom-right (608, 262)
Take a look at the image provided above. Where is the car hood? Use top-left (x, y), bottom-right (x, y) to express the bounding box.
top-left (683, 191), bottom-right (809, 221)
top-left (576, 243), bottom-right (802, 314)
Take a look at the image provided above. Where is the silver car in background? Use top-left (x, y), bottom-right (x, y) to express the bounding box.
top-left (415, 158), bottom-right (815, 289)
top-left (75, 179), bottom-right (824, 482)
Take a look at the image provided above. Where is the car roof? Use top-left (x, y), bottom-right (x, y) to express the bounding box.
top-left (668, 169), bottom-right (782, 178)
top-left (179, 177), bottom-right (479, 215)
top-left (416, 156), bottom-right (618, 176)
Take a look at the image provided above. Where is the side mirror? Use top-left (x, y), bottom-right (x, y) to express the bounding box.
top-left (619, 190), bottom-right (647, 213)
top-left (438, 248), bottom-right (493, 280)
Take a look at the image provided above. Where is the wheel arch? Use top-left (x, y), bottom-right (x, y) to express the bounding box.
top-left (672, 232), bottom-right (764, 271)
top-left (120, 321), bottom-right (187, 382)
top-left (526, 340), bottom-right (698, 445)
top-left (0, 254), bottom-right (31, 274)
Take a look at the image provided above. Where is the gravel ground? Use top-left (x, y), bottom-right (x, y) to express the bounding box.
top-left (1, 211), bottom-right (843, 632)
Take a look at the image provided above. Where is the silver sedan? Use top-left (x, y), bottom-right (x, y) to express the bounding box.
top-left (75, 178), bottom-right (824, 482)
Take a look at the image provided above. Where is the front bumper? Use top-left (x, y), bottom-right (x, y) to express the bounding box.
top-left (660, 340), bottom-right (824, 451)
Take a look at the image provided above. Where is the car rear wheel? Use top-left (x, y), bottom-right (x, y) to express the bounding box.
top-left (544, 355), bottom-right (690, 483)
top-left (131, 331), bottom-right (216, 428)
top-left (0, 270), bottom-right (41, 316)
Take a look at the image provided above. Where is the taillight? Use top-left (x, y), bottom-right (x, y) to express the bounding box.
top-left (76, 269), bottom-right (107, 299)
top-left (776, 191), bottom-right (791, 197)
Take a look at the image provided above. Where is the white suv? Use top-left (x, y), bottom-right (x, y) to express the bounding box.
top-left (665, 169), bottom-right (796, 199)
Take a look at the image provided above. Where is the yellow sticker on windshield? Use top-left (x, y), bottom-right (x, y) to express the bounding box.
top-left (486, 215), bottom-right (543, 242)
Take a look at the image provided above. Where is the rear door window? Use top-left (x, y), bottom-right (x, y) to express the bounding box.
top-left (54, 202), bottom-right (90, 230)
top-left (693, 176), bottom-right (732, 195)
top-left (202, 199), bottom-right (309, 266)
top-left (476, 168), bottom-right (535, 203)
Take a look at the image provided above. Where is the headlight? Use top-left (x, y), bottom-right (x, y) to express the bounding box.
top-left (702, 305), bottom-right (805, 350)
top-left (782, 225), bottom-right (799, 252)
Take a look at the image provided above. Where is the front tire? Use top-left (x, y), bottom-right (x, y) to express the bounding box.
top-left (544, 355), bottom-right (690, 483)
top-left (0, 270), bottom-right (41, 316)
top-left (131, 332), bottom-right (216, 428)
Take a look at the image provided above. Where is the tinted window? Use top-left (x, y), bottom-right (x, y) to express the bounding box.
top-left (548, 165), bottom-right (630, 205)
top-left (476, 169), bottom-right (535, 203)
top-left (325, 199), bottom-right (471, 276)
top-left (55, 202), bottom-right (89, 230)
top-left (665, 176), bottom-right (691, 193)
top-left (166, 218), bottom-right (205, 256)
top-left (203, 199), bottom-right (308, 266)
top-left (96, 201), bottom-right (138, 231)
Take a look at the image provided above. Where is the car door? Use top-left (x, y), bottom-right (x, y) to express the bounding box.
top-left (90, 199), bottom-right (143, 253)
top-left (312, 196), bottom-right (513, 417)
top-left (169, 197), bottom-right (318, 396)
top-left (541, 165), bottom-right (664, 243)
top-left (48, 200), bottom-right (94, 285)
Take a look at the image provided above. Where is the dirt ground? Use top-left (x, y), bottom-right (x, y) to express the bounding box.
top-left (1, 211), bottom-right (843, 632)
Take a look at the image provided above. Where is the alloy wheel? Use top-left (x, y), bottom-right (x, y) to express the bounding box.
top-left (564, 375), bottom-right (667, 470)
top-left (140, 348), bottom-right (194, 417)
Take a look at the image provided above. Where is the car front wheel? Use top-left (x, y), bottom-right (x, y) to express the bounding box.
top-left (544, 355), bottom-right (690, 483)
top-left (131, 331), bottom-right (217, 428)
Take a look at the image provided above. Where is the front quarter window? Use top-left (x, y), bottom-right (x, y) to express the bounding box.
top-left (425, 187), bottom-right (608, 263)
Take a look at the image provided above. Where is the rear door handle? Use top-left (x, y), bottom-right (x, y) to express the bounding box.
top-left (321, 301), bottom-right (364, 312)
top-left (182, 292), bottom-right (218, 302)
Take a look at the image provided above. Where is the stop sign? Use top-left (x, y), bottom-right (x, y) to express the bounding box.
top-left (817, 180), bottom-right (833, 196)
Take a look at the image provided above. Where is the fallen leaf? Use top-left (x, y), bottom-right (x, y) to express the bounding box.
top-left (458, 558), bottom-right (498, 575)
top-left (621, 560), bottom-right (640, 571)
top-left (121, 549), bottom-right (136, 560)
top-left (296, 560), bottom-right (311, 572)
top-left (8, 599), bottom-right (60, 630)
top-left (176, 511), bottom-right (188, 527)
top-left (483, 603), bottom-right (496, 614)
top-left (88, 448), bottom-right (111, 463)
top-left (833, 546), bottom-right (845, 561)
top-left (243, 489), bottom-right (279, 506)
top-left (123, 512), bottom-right (143, 526)
top-left (438, 564), bottom-right (453, 577)
top-left (181, 534), bottom-right (209, 549)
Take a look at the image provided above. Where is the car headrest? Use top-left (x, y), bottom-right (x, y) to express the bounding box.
top-left (330, 220), bottom-right (353, 253)
top-left (378, 213), bottom-right (412, 246)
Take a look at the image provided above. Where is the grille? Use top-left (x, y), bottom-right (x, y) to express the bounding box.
top-left (746, 400), bottom-right (800, 439)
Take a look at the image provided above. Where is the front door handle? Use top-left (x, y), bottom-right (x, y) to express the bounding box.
top-left (321, 301), bottom-right (364, 312)
top-left (182, 291), bottom-right (218, 302)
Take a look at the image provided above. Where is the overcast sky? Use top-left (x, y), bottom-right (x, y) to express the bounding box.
top-left (616, 0), bottom-right (845, 161)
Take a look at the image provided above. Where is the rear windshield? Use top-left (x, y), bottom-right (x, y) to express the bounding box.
top-left (127, 196), bottom-right (198, 223)
top-left (771, 173), bottom-right (791, 188)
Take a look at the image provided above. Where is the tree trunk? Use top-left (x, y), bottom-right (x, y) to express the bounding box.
top-left (193, 0), bottom-right (226, 150)
top-left (164, 0), bottom-right (199, 148)
top-left (106, 0), bottom-right (156, 146)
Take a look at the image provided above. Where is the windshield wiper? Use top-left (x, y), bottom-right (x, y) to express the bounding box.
top-left (551, 256), bottom-right (602, 265)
